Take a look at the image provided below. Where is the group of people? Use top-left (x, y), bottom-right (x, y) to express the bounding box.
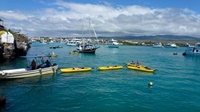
top-left (130, 60), bottom-right (140, 66)
top-left (30, 59), bottom-right (51, 70)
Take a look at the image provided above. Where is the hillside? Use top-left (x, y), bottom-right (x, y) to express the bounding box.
top-left (98, 35), bottom-right (200, 42)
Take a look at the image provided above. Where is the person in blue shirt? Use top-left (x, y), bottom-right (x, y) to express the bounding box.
top-left (45, 60), bottom-right (51, 67)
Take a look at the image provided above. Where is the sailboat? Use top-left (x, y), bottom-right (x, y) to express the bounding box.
top-left (77, 19), bottom-right (100, 53)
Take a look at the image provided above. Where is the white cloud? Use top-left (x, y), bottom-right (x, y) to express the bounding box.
top-left (0, 11), bottom-right (28, 21)
top-left (0, 0), bottom-right (200, 37)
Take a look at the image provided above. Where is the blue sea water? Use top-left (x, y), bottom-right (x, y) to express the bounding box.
top-left (0, 42), bottom-right (200, 112)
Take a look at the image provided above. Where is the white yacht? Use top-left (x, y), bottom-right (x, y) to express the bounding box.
top-left (66, 38), bottom-right (82, 46)
top-left (182, 43), bottom-right (200, 56)
top-left (165, 43), bottom-right (178, 48)
top-left (107, 38), bottom-right (120, 48)
top-left (153, 42), bottom-right (163, 48)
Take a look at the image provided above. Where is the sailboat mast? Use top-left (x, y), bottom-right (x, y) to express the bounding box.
top-left (88, 18), bottom-right (91, 38)
top-left (81, 21), bottom-right (84, 38)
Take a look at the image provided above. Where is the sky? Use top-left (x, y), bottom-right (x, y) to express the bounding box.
top-left (0, 0), bottom-right (200, 37)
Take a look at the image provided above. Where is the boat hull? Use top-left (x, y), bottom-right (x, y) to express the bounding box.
top-left (78, 47), bottom-right (98, 53)
top-left (98, 66), bottom-right (123, 71)
top-left (0, 65), bottom-right (58, 79)
top-left (60, 67), bottom-right (92, 73)
top-left (182, 52), bottom-right (200, 56)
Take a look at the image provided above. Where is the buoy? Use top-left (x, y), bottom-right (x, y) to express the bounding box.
top-left (148, 82), bottom-right (153, 86)
top-left (0, 95), bottom-right (6, 107)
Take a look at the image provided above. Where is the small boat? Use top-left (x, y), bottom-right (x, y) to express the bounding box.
top-left (66, 38), bottom-right (82, 46)
top-left (49, 46), bottom-right (63, 49)
top-left (0, 54), bottom-right (58, 79)
top-left (98, 65), bottom-right (123, 71)
top-left (165, 43), bottom-right (178, 48)
top-left (0, 64), bottom-right (58, 79)
top-left (60, 67), bottom-right (92, 73)
top-left (127, 65), bottom-right (155, 73)
top-left (182, 43), bottom-right (200, 56)
top-left (153, 42), bottom-right (163, 48)
top-left (107, 38), bottom-right (120, 48)
top-left (69, 51), bottom-right (79, 54)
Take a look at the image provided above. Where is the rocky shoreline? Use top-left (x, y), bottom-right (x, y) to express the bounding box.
top-left (0, 24), bottom-right (30, 62)
top-left (0, 40), bottom-right (30, 62)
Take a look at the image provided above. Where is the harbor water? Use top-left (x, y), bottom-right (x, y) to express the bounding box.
top-left (0, 42), bottom-right (200, 112)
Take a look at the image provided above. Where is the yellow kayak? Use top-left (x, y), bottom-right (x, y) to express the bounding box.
top-left (127, 65), bottom-right (155, 73)
top-left (60, 67), bottom-right (92, 73)
top-left (98, 66), bottom-right (123, 71)
top-left (69, 51), bottom-right (79, 54)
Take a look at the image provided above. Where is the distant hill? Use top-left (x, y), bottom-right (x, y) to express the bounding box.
top-left (98, 35), bottom-right (200, 42)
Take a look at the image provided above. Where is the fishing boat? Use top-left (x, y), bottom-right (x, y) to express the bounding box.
top-left (127, 65), bottom-right (155, 73)
top-left (98, 65), bottom-right (123, 71)
top-left (0, 55), bottom-right (58, 79)
top-left (182, 43), bottom-right (200, 56)
top-left (60, 67), bottom-right (92, 73)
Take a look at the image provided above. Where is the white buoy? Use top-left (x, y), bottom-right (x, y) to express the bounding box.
top-left (148, 82), bottom-right (153, 86)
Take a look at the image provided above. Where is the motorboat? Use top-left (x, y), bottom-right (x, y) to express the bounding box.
top-left (165, 43), bottom-right (178, 48)
top-left (153, 42), bottom-right (163, 48)
top-left (0, 64), bottom-right (58, 79)
top-left (107, 38), bottom-right (120, 48)
top-left (66, 38), bottom-right (82, 46)
top-left (0, 55), bottom-right (58, 79)
top-left (182, 43), bottom-right (200, 56)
